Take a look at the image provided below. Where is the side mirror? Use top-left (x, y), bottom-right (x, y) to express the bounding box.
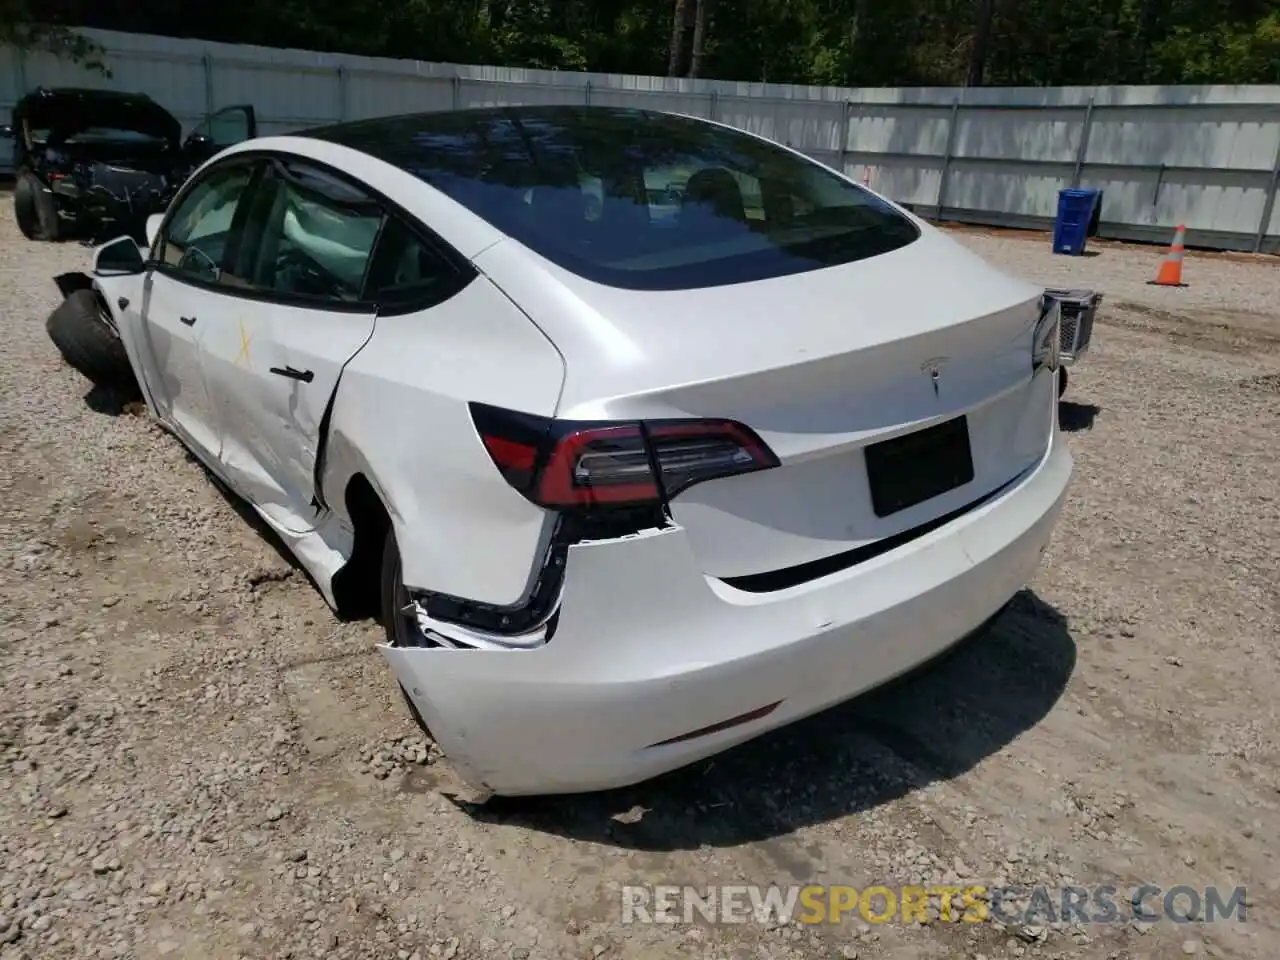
top-left (0, 124), bottom-right (13, 139)
top-left (93, 236), bottom-right (146, 276)
top-left (144, 213), bottom-right (164, 250)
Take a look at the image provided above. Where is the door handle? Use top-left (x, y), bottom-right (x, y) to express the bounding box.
top-left (269, 366), bottom-right (314, 384)
top-left (179, 315), bottom-right (196, 326)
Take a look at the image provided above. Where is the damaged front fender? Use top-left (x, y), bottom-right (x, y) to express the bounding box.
top-left (53, 270), bottom-right (94, 300)
top-left (83, 269), bottom-right (158, 416)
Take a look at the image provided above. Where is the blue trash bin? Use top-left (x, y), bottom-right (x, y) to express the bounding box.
top-left (1053, 188), bottom-right (1101, 256)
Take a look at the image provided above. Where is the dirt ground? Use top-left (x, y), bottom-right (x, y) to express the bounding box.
top-left (1, 215), bottom-right (1278, 960)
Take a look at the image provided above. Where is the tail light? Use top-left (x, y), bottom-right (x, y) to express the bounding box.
top-left (469, 402), bottom-right (779, 510)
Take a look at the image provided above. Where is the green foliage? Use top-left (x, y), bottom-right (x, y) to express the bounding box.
top-left (0, 0), bottom-right (111, 75)
top-left (14, 0), bottom-right (1280, 86)
top-left (1150, 12), bottom-right (1280, 83)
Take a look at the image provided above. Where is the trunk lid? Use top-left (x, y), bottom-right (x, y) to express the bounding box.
top-left (475, 224), bottom-right (1054, 581)
top-left (16, 88), bottom-right (181, 149)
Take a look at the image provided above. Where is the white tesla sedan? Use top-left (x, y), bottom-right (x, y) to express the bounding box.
top-left (75, 105), bottom-right (1072, 797)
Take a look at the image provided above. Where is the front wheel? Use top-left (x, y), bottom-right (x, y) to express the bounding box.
top-left (46, 290), bottom-right (140, 395)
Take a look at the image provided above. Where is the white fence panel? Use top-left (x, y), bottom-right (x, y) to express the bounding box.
top-left (847, 104), bottom-right (953, 157)
top-left (459, 78), bottom-right (584, 109)
top-left (3, 27), bottom-right (1280, 251)
top-left (589, 87), bottom-right (711, 117)
top-left (345, 73), bottom-right (454, 122)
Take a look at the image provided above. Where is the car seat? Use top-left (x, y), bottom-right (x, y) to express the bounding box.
top-left (681, 168), bottom-right (747, 223)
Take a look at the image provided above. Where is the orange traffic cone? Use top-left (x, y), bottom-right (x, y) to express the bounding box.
top-left (1148, 224), bottom-right (1188, 287)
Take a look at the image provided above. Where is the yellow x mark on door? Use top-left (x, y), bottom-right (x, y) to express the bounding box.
top-left (235, 319), bottom-right (252, 366)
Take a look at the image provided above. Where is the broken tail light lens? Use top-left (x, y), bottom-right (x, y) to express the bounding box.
top-left (470, 402), bottom-right (779, 510)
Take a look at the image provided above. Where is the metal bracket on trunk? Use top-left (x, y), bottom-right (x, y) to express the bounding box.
top-left (1042, 288), bottom-right (1102, 366)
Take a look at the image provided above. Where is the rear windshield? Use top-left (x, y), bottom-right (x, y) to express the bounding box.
top-left (317, 108), bottom-right (919, 290)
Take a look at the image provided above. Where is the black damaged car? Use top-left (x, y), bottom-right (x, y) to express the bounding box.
top-left (5, 87), bottom-right (255, 243)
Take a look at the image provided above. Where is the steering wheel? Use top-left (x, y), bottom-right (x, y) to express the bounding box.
top-left (178, 245), bottom-right (219, 280)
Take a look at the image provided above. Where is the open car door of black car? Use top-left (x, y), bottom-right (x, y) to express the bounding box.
top-left (183, 105), bottom-right (257, 165)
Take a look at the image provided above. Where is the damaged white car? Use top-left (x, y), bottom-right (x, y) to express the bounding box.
top-left (61, 105), bottom-right (1074, 797)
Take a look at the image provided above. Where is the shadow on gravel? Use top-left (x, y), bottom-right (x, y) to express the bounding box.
top-left (83, 383), bottom-right (145, 417)
top-left (174, 446), bottom-right (378, 621)
top-left (469, 589), bottom-right (1074, 850)
top-left (1058, 400), bottom-right (1100, 432)
top-left (198, 459), bottom-right (308, 577)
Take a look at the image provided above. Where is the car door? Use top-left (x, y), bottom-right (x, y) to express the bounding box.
top-left (196, 156), bottom-right (382, 535)
top-left (139, 159), bottom-right (259, 459)
top-left (182, 105), bottom-right (257, 166)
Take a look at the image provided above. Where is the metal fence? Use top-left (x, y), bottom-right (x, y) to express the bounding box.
top-left (6, 27), bottom-right (1280, 252)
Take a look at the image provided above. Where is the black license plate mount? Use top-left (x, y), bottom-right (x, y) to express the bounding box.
top-left (864, 415), bottom-right (975, 518)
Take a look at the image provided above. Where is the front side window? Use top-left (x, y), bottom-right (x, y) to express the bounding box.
top-left (229, 160), bottom-right (383, 304)
top-left (316, 108), bottom-right (920, 291)
top-left (160, 163), bottom-right (256, 283)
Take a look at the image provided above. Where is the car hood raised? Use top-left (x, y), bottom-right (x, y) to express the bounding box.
top-left (15, 89), bottom-right (181, 147)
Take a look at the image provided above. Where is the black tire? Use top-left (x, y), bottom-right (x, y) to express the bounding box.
top-left (46, 290), bottom-right (139, 395)
top-left (380, 527), bottom-right (404, 647)
top-left (380, 530), bottom-right (436, 737)
top-left (1057, 367), bottom-right (1069, 398)
top-left (14, 171), bottom-right (60, 242)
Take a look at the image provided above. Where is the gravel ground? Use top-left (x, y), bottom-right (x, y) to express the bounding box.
top-left (1, 213), bottom-right (1278, 960)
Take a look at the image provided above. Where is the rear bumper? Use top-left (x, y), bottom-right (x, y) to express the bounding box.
top-left (382, 432), bottom-right (1073, 797)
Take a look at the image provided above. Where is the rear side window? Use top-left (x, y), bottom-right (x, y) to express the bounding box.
top-left (362, 216), bottom-right (461, 309)
top-left (318, 109), bottom-right (919, 291)
top-left (227, 160), bottom-right (383, 304)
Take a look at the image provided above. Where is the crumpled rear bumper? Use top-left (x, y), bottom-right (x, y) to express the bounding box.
top-left (382, 431), bottom-right (1072, 798)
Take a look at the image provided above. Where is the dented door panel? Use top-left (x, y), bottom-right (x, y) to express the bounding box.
top-left (198, 297), bottom-right (377, 535)
top-left (138, 271), bottom-right (224, 459)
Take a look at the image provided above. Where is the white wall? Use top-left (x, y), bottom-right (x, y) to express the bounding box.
top-left (6, 27), bottom-right (1280, 251)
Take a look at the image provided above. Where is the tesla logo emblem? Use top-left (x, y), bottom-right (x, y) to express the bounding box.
top-left (921, 357), bottom-right (948, 396)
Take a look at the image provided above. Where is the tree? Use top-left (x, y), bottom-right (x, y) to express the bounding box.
top-left (667, 0), bottom-right (689, 75)
top-left (689, 0), bottom-right (712, 77)
top-left (17, 0), bottom-right (1280, 88)
top-left (965, 0), bottom-right (996, 85)
top-left (0, 1), bottom-right (110, 75)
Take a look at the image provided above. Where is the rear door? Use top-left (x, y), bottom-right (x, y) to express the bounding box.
top-left (196, 157), bottom-right (382, 534)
